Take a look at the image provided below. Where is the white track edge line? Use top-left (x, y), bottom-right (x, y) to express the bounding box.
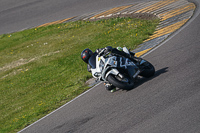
top-left (18, 81), bottom-right (102, 133)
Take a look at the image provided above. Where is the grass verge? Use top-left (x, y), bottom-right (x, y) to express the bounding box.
top-left (0, 17), bottom-right (159, 132)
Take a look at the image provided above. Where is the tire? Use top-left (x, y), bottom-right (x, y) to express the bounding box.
top-left (107, 74), bottom-right (134, 90)
top-left (139, 61), bottom-right (155, 78)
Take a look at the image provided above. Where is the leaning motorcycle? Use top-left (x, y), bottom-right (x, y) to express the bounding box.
top-left (88, 47), bottom-right (155, 90)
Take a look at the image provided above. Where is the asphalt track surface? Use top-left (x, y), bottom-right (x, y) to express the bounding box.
top-left (2, 0), bottom-right (199, 133)
top-left (0, 0), bottom-right (149, 35)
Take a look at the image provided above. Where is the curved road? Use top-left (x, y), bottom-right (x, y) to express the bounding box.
top-left (0, 0), bottom-right (148, 35)
top-left (2, 0), bottom-right (199, 133)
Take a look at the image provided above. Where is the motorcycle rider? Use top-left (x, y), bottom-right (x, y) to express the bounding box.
top-left (81, 46), bottom-right (136, 92)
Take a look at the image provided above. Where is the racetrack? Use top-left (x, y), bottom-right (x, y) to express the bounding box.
top-left (2, 0), bottom-right (200, 132)
top-left (0, 0), bottom-right (147, 35)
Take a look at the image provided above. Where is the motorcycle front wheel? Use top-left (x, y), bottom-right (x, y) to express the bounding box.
top-left (139, 60), bottom-right (155, 78)
top-left (107, 74), bottom-right (134, 90)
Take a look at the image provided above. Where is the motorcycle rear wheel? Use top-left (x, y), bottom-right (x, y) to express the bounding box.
top-left (107, 74), bottom-right (134, 90)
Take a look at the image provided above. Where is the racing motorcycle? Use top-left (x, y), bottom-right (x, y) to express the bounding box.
top-left (88, 47), bottom-right (155, 90)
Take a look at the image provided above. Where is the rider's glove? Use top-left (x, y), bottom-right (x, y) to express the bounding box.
top-left (116, 47), bottom-right (123, 51)
top-left (104, 46), bottom-right (113, 55)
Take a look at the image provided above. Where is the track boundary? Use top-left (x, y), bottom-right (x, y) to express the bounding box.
top-left (18, 0), bottom-right (196, 132)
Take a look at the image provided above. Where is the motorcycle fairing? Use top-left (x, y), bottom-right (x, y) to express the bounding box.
top-left (90, 50), bottom-right (141, 81)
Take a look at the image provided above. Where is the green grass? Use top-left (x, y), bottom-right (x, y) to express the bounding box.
top-left (0, 17), bottom-right (159, 132)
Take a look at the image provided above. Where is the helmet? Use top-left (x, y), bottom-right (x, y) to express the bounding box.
top-left (81, 48), bottom-right (93, 63)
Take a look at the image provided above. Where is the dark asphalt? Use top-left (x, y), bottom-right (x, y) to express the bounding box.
top-left (0, 0), bottom-right (149, 35)
top-left (3, 0), bottom-right (199, 132)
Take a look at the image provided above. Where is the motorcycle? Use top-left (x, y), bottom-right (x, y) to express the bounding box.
top-left (88, 47), bottom-right (155, 90)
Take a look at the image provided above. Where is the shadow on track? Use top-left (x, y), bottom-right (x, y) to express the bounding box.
top-left (124, 67), bottom-right (169, 91)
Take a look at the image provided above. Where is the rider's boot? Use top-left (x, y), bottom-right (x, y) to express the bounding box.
top-left (104, 82), bottom-right (116, 92)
